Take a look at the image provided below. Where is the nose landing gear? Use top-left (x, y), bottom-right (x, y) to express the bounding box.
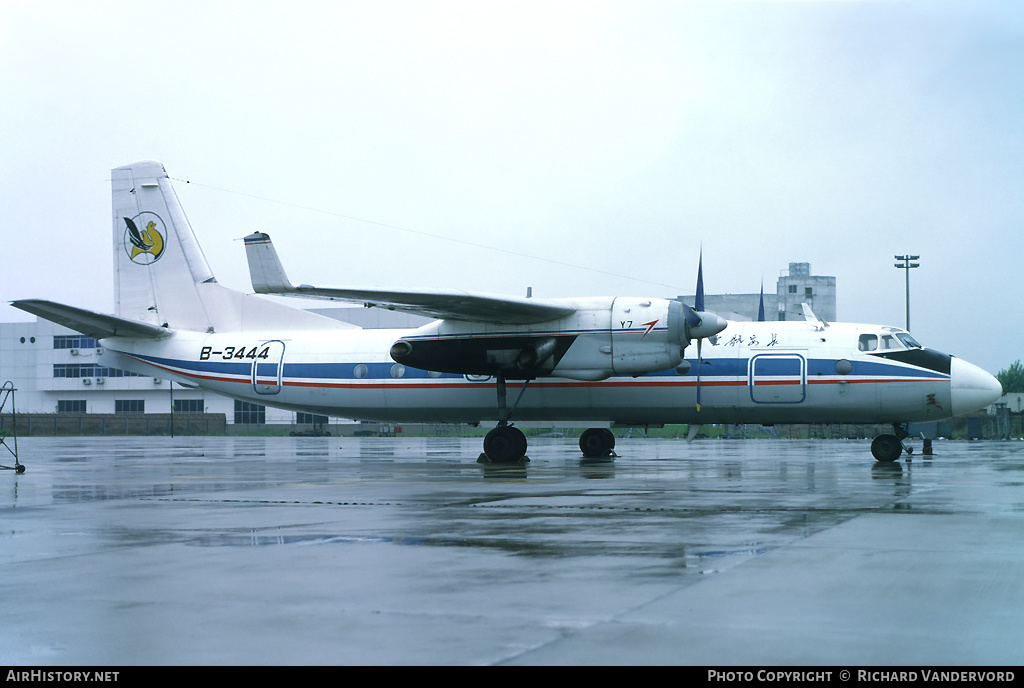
top-left (871, 423), bottom-right (913, 462)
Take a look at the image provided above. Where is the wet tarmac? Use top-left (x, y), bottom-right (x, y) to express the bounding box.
top-left (2, 435), bottom-right (1023, 666)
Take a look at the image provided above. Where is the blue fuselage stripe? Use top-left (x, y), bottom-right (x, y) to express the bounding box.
top-left (122, 352), bottom-right (949, 384)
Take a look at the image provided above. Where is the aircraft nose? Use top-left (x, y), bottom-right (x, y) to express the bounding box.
top-left (950, 357), bottom-right (1003, 417)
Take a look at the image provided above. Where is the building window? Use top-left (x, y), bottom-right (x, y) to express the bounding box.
top-left (805, 287), bottom-right (813, 296)
top-left (788, 285), bottom-right (797, 294)
top-left (53, 364), bottom-right (142, 378)
top-left (296, 413), bottom-right (328, 425)
top-left (115, 399), bottom-right (145, 414)
top-left (173, 399), bottom-right (205, 413)
top-left (57, 400), bottom-right (87, 413)
top-left (234, 400), bottom-right (265, 424)
top-left (54, 335), bottom-right (99, 349)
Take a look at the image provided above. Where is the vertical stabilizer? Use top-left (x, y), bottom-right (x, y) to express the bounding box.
top-left (111, 161), bottom-right (355, 334)
top-left (112, 161), bottom-right (217, 331)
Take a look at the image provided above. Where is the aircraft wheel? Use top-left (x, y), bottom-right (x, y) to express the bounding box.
top-left (871, 434), bottom-right (902, 462)
top-left (483, 426), bottom-right (527, 463)
top-left (580, 427), bottom-right (615, 458)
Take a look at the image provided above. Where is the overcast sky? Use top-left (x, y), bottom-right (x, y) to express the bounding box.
top-left (2, 0), bottom-right (1021, 375)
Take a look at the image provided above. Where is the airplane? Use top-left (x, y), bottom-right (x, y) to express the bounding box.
top-left (12, 161), bottom-right (1002, 464)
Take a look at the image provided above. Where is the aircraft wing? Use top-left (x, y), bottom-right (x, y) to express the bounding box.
top-left (10, 299), bottom-right (172, 340)
top-left (243, 232), bottom-right (577, 325)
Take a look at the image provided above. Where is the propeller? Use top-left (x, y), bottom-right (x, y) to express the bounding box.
top-left (696, 251), bottom-right (705, 411)
top-left (678, 249), bottom-right (726, 412)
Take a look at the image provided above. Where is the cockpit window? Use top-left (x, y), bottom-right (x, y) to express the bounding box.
top-left (896, 333), bottom-right (921, 348)
top-left (859, 331), bottom-right (922, 352)
top-left (861, 331), bottom-right (921, 353)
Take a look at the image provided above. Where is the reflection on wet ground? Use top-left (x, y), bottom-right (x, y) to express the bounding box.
top-left (2, 436), bottom-right (1023, 665)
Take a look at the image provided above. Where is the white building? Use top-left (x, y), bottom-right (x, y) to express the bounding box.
top-left (1, 318), bottom-right (238, 418)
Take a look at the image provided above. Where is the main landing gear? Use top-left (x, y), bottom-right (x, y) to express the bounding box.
top-left (480, 375), bottom-right (530, 464)
top-left (871, 423), bottom-right (913, 462)
top-left (579, 427), bottom-right (616, 459)
top-left (482, 425), bottom-right (528, 464)
top-left (479, 376), bottom-right (616, 463)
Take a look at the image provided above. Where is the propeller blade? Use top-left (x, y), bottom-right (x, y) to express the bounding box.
top-left (682, 302), bottom-right (703, 331)
top-left (694, 248), bottom-right (705, 312)
top-left (758, 281), bottom-right (766, 322)
top-left (696, 338), bottom-right (702, 412)
top-left (686, 423), bottom-right (703, 443)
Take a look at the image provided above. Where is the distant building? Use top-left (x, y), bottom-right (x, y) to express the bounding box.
top-left (0, 319), bottom-right (244, 421)
top-left (677, 262), bottom-right (836, 323)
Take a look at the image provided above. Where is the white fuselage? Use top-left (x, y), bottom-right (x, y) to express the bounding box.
top-left (104, 318), bottom-right (979, 427)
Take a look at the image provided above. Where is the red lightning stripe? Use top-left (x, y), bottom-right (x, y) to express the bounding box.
top-left (641, 320), bottom-right (659, 338)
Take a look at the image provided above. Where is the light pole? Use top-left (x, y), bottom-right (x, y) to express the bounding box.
top-left (894, 255), bottom-right (919, 331)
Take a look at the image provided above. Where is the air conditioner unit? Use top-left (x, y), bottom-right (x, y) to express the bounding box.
top-left (70, 349), bottom-right (79, 355)
top-left (95, 378), bottom-right (105, 385)
top-left (82, 378), bottom-right (91, 385)
top-left (96, 348), bottom-right (104, 355)
top-left (153, 378), bottom-right (162, 384)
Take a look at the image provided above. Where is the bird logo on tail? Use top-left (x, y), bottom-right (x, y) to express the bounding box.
top-left (123, 213), bottom-right (166, 264)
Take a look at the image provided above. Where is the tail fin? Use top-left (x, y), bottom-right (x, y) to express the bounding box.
top-left (112, 161), bottom-right (218, 331)
top-left (111, 162), bottom-right (350, 333)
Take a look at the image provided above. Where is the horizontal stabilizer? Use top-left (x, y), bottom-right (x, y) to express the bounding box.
top-left (243, 232), bottom-right (577, 325)
top-left (10, 299), bottom-right (172, 340)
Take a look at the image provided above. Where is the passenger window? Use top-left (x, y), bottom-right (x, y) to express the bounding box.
top-left (881, 335), bottom-right (898, 350)
top-left (858, 334), bottom-right (878, 351)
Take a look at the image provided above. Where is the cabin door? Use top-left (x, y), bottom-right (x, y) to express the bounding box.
top-left (252, 340), bottom-right (286, 396)
top-left (749, 353), bottom-right (806, 404)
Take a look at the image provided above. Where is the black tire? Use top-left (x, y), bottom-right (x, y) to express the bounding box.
top-left (580, 427), bottom-right (615, 458)
top-left (483, 426), bottom-right (528, 463)
top-left (871, 434), bottom-right (902, 462)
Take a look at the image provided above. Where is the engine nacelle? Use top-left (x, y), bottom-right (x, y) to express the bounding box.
top-left (389, 297), bottom-right (726, 380)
